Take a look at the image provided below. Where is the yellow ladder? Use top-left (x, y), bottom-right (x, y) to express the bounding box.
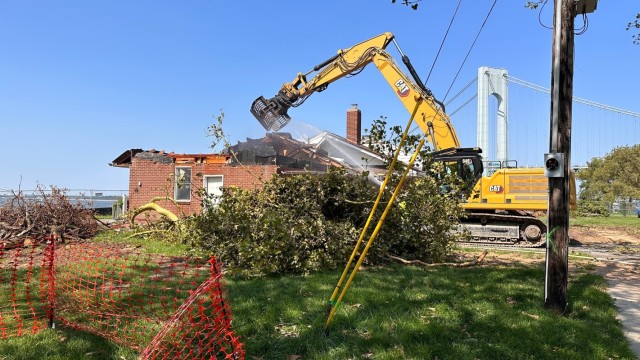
top-left (325, 101), bottom-right (427, 330)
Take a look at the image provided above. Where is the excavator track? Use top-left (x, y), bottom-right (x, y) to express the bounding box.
top-left (455, 212), bottom-right (547, 248)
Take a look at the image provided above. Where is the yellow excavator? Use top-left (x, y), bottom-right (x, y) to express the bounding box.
top-left (250, 32), bottom-right (576, 247)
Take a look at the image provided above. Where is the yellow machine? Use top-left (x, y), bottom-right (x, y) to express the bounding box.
top-left (251, 32), bottom-right (576, 247)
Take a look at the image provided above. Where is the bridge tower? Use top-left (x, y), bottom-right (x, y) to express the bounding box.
top-left (477, 66), bottom-right (509, 174)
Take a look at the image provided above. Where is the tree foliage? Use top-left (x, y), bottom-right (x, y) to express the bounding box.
top-left (185, 117), bottom-right (467, 276)
top-left (572, 199), bottom-right (610, 217)
top-left (628, 12), bottom-right (640, 44)
top-left (391, 0), bottom-right (419, 10)
top-left (577, 145), bottom-right (640, 203)
top-left (365, 117), bottom-right (469, 262)
top-left (186, 169), bottom-right (373, 276)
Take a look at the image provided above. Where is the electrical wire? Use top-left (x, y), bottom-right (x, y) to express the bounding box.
top-left (575, 13), bottom-right (588, 35)
top-left (537, 0), bottom-right (552, 30)
top-left (443, 0), bottom-right (498, 102)
top-left (538, 0), bottom-right (589, 35)
top-left (425, 0), bottom-right (462, 85)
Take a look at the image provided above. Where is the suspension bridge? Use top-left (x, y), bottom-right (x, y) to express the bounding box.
top-left (439, 66), bottom-right (640, 169)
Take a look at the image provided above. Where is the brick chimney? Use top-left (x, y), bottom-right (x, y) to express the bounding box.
top-left (346, 104), bottom-right (361, 144)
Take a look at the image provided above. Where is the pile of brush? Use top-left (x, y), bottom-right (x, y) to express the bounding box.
top-left (0, 186), bottom-right (98, 248)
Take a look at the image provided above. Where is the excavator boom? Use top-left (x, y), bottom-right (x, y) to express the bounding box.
top-left (251, 33), bottom-right (394, 132)
top-left (251, 32), bottom-right (461, 150)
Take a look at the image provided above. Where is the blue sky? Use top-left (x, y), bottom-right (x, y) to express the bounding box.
top-left (0, 1), bottom-right (638, 191)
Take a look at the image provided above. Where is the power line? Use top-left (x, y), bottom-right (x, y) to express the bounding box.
top-left (425, 0), bottom-right (462, 85)
top-left (537, 0), bottom-right (553, 30)
top-left (443, 0), bottom-right (498, 102)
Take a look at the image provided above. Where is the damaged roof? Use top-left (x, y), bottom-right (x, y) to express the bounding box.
top-left (226, 132), bottom-right (342, 172)
top-left (110, 149), bottom-right (229, 167)
top-left (110, 149), bottom-right (143, 168)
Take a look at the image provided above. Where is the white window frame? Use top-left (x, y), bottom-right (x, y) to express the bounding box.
top-left (174, 166), bottom-right (192, 202)
top-left (203, 175), bottom-right (224, 207)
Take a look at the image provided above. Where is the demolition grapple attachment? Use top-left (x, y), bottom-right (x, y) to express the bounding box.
top-left (250, 95), bottom-right (292, 131)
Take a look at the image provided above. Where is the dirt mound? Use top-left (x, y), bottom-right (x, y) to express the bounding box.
top-left (570, 225), bottom-right (640, 247)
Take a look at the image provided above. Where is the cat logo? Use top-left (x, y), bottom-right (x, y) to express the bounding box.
top-left (489, 185), bottom-right (504, 194)
top-left (394, 79), bottom-right (410, 97)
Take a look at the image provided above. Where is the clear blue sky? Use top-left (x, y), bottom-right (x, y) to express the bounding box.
top-left (1, 1), bottom-right (637, 191)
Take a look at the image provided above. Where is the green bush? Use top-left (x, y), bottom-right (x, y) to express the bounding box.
top-left (187, 169), bottom-right (368, 276)
top-left (573, 200), bottom-right (610, 217)
top-left (187, 166), bottom-right (465, 276)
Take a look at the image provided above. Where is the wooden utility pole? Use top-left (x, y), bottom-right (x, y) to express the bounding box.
top-left (544, 0), bottom-right (575, 313)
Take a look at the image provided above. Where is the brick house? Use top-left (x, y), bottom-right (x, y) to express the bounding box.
top-left (110, 105), bottom-right (385, 216)
top-left (110, 150), bottom-right (278, 216)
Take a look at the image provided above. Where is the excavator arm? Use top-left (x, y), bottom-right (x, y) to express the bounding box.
top-left (251, 32), bottom-right (462, 151)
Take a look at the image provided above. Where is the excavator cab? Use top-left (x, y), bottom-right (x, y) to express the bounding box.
top-left (431, 147), bottom-right (484, 186)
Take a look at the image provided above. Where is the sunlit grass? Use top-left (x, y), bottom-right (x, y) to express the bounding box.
top-left (226, 264), bottom-right (634, 360)
top-left (1, 230), bottom-right (636, 359)
top-left (91, 229), bottom-right (194, 257)
top-left (570, 214), bottom-right (640, 228)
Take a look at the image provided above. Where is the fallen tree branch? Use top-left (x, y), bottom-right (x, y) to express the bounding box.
top-left (130, 198), bottom-right (180, 224)
top-left (387, 250), bottom-right (488, 268)
top-left (94, 217), bottom-right (112, 230)
top-left (125, 229), bottom-right (168, 239)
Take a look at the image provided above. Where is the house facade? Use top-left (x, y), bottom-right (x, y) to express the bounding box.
top-left (110, 105), bottom-right (384, 216)
top-left (110, 149), bottom-right (277, 216)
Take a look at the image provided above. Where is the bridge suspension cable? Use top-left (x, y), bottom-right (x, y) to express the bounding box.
top-left (448, 94), bottom-right (477, 118)
top-left (506, 75), bottom-right (640, 118)
top-left (445, 76), bottom-right (478, 106)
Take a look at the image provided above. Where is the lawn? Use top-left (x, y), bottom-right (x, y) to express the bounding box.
top-left (1, 229), bottom-right (636, 360)
top-left (571, 214), bottom-right (640, 230)
top-left (0, 327), bottom-right (136, 360)
top-left (227, 264), bottom-right (633, 360)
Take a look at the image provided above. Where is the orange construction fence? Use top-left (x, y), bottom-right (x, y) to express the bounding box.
top-left (0, 239), bottom-right (244, 359)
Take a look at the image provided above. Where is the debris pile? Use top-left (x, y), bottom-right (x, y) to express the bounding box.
top-left (0, 186), bottom-right (98, 248)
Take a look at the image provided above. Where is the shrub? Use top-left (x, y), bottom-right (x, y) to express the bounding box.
top-left (186, 169), bottom-right (369, 276)
top-left (187, 165), bottom-right (465, 276)
top-left (573, 200), bottom-right (610, 217)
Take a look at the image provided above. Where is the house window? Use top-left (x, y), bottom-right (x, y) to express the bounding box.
top-left (175, 167), bottom-right (192, 202)
top-left (204, 175), bottom-right (224, 207)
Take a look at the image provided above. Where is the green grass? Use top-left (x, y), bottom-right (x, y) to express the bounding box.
top-left (226, 264), bottom-right (634, 360)
top-left (1, 230), bottom-right (636, 359)
top-left (91, 229), bottom-right (193, 257)
top-left (571, 214), bottom-right (640, 229)
top-left (0, 264), bottom-right (136, 360)
top-left (0, 327), bottom-right (136, 360)
top-left (1, 232), bottom-right (206, 359)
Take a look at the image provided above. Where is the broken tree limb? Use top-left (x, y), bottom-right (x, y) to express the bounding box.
top-left (94, 217), bottom-right (111, 230)
top-left (130, 201), bottom-right (179, 224)
top-left (387, 250), bottom-right (488, 268)
top-left (125, 229), bottom-right (168, 239)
